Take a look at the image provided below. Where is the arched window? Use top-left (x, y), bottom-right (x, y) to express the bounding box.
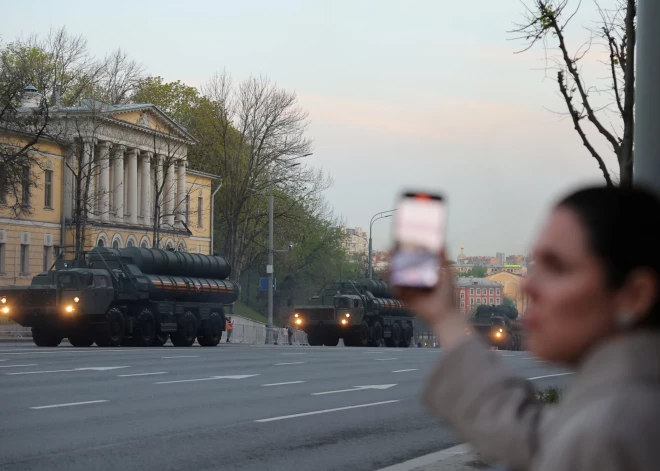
top-left (177, 241), bottom-right (187, 252)
top-left (112, 240), bottom-right (119, 249)
top-left (111, 234), bottom-right (124, 249)
top-left (97, 239), bottom-right (105, 247)
top-left (126, 235), bottom-right (137, 248)
top-left (140, 241), bottom-right (148, 248)
top-left (96, 233), bottom-right (109, 248)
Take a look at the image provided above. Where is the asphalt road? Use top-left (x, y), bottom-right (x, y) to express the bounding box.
top-left (0, 342), bottom-right (573, 471)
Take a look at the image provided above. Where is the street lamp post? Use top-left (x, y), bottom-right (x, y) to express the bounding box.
top-left (368, 209), bottom-right (396, 279)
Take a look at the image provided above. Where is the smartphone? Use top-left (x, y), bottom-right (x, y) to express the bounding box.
top-left (390, 192), bottom-right (447, 290)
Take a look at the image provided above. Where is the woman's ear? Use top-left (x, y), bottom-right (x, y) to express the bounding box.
top-left (615, 268), bottom-right (659, 326)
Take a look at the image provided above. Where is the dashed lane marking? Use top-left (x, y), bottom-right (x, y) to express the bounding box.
top-left (374, 358), bottom-right (397, 361)
top-left (118, 372), bottom-right (168, 377)
top-left (262, 381), bottom-right (306, 387)
top-left (255, 400), bottom-right (400, 423)
top-left (30, 400), bottom-right (109, 410)
top-left (527, 373), bottom-right (573, 381)
top-left (392, 369), bottom-right (418, 373)
top-left (274, 362), bottom-right (306, 366)
top-left (0, 364), bottom-right (37, 368)
top-left (162, 356), bottom-right (199, 359)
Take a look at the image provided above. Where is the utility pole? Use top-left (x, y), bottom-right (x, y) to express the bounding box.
top-left (634, 0), bottom-right (660, 195)
top-left (266, 182), bottom-right (274, 344)
top-left (368, 210), bottom-right (396, 279)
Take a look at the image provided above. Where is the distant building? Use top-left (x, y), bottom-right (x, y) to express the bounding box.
top-left (487, 272), bottom-right (529, 315)
top-left (339, 226), bottom-right (368, 257)
top-left (496, 252), bottom-right (505, 265)
top-left (455, 277), bottom-right (504, 314)
top-left (372, 250), bottom-right (390, 271)
top-left (506, 254), bottom-right (526, 265)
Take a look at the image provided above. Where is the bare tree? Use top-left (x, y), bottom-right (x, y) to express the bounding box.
top-left (512, 0), bottom-right (636, 187)
top-left (198, 72), bottom-right (317, 280)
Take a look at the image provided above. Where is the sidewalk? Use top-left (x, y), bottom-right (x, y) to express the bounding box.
top-left (378, 444), bottom-right (493, 471)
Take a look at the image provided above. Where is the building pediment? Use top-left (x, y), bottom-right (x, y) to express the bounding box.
top-left (107, 105), bottom-right (197, 144)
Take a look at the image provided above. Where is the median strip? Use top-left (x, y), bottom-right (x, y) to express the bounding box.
top-left (255, 400), bottom-right (400, 423)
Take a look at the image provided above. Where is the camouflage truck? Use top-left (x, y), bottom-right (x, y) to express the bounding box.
top-left (0, 247), bottom-right (239, 347)
top-left (468, 304), bottom-right (523, 351)
top-left (292, 279), bottom-right (413, 347)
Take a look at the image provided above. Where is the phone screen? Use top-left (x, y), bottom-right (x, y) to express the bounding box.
top-left (390, 192), bottom-right (446, 289)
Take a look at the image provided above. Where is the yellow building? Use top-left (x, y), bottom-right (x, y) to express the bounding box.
top-left (1, 87), bottom-right (220, 286)
top-left (486, 271), bottom-right (529, 315)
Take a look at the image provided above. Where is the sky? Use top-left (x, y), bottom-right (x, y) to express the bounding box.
top-left (2, 0), bottom-right (621, 260)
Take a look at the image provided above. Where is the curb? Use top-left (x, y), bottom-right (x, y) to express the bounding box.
top-left (376, 444), bottom-right (491, 471)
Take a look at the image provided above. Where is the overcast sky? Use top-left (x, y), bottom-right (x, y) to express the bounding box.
top-left (3, 0), bottom-right (620, 260)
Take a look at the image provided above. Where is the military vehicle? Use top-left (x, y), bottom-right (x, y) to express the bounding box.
top-left (0, 247), bottom-right (239, 348)
top-left (468, 304), bottom-right (523, 350)
top-left (291, 279), bottom-right (413, 347)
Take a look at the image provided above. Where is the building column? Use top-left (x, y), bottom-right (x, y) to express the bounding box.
top-left (141, 152), bottom-right (152, 224)
top-left (164, 158), bottom-right (176, 227)
top-left (155, 154), bottom-right (164, 227)
top-left (634, 0), bottom-right (660, 194)
top-left (112, 145), bottom-right (125, 222)
top-left (64, 153), bottom-right (73, 219)
top-left (97, 142), bottom-right (111, 223)
top-left (176, 159), bottom-right (187, 226)
top-left (81, 138), bottom-right (96, 219)
top-left (126, 149), bottom-right (139, 225)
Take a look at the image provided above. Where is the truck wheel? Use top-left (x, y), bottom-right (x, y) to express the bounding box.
top-left (324, 333), bottom-right (340, 347)
top-left (360, 322), bottom-right (370, 346)
top-left (152, 333), bottom-right (169, 347)
top-left (171, 311), bottom-right (198, 347)
top-left (198, 312), bottom-right (222, 347)
top-left (32, 328), bottom-right (63, 347)
top-left (307, 331), bottom-right (323, 346)
top-left (388, 322), bottom-right (402, 348)
top-left (95, 308), bottom-right (125, 347)
top-left (400, 323), bottom-right (413, 348)
top-left (68, 330), bottom-right (95, 347)
top-left (370, 321), bottom-right (383, 347)
top-left (133, 309), bottom-right (156, 347)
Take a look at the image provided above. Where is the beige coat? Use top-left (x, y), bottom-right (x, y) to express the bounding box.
top-left (422, 331), bottom-right (660, 471)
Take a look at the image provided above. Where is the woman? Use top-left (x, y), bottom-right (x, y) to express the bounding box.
top-left (397, 186), bottom-right (660, 471)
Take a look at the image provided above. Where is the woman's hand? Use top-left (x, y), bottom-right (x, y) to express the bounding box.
top-left (392, 251), bottom-right (469, 350)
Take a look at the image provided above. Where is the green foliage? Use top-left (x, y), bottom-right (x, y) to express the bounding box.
top-left (458, 265), bottom-right (487, 278)
top-left (503, 296), bottom-right (516, 308)
top-left (537, 386), bottom-right (562, 404)
top-left (131, 76), bottom-right (202, 125)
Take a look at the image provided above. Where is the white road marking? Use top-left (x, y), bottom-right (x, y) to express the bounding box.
top-left (527, 373), bottom-right (574, 381)
top-left (312, 384), bottom-right (397, 395)
top-left (535, 360), bottom-right (547, 363)
top-left (0, 364), bottom-right (37, 368)
top-left (255, 400), bottom-right (400, 423)
top-left (274, 362), bottom-right (306, 365)
top-left (0, 359), bottom-right (9, 361)
top-left (156, 374), bottom-right (259, 385)
top-left (375, 444), bottom-right (471, 471)
top-left (500, 354), bottom-right (515, 357)
top-left (281, 353), bottom-right (306, 355)
top-left (392, 369), bottom-right (418, 373)
top-left (374, 358), bottom-right (397, 361)
top-left (364, 351), bottom-right (386, 354)
top-left (30, 400), bottom-right (109, 410)
top-left (162, 356), bottom-right (199, 359)
top-left (7, 366), bottom-right (130, 375)
top-left (118, 372), bottom-right (168, 377)
top-left (262, 381), bottom-right (306, 387)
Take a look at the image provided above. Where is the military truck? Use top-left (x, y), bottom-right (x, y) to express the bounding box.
top-left (292, 279), bottom-right (413, 347)
top-left (468, 304), bottom-right (523, 351)
top-left (0, 247), bottom-right (239, 348)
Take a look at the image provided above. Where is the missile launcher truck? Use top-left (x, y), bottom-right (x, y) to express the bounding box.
top-left (0, 247), bottom-right (240, 348)
top-left (292, 279), bottom-right (413, 347)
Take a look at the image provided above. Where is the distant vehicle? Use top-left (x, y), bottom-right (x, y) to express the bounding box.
top-left (467, 304), bottom-right (523, 351)
top-left (0, 247), bottom-right (239, 348)
top-left (291, 279), bottom-right (413, 347)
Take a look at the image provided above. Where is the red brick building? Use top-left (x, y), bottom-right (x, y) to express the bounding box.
top-left (455, 278), bottom-right (505, 315)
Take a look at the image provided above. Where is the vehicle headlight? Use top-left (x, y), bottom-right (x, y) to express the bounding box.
top-left (345, 313), bottom-right (350, 318)
top-left (341, 319), bottom-right (347, 325)
top-left (499, 328), bottom-right (503, 333)
top-left (1, 306), bottom-right (9, 314)
top-left (495, 332), bottom-right (502, 338)
top-left (1, 297), bottom-right (6, 304)
top-left (295, 319), bottom-right (302, 325)
top-left (74, 297), bottom-right (80, 303)
top-left (65, 305), bottom-right (74, 313)
top-left (294, 313), bottom-right (299, 318)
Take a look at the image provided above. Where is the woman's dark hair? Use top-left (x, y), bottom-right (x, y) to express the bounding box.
top-left (557, 185), bottom-right (660, 329)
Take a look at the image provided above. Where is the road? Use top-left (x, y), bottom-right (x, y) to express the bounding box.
top-left (0, 342), bottom-right (573, 471)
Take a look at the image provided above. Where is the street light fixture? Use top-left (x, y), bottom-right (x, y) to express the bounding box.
top-left (368, 209), bottom-right (396, 279)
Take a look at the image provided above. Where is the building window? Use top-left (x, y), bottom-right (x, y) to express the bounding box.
top-left (0, 243), bottom-right (5, 273)
top-left (43, 246), bottom-right (52, 271)
top-left (97, 239), bottom-right (105, 247)
top-left (185, 195), bottom-right (190, 223)
top-left (476, 298), bottom-right (481, 304)
top-left (470, 297), bottom-right (474, 306)
top-left (460, 291), bottom-right (465, 299)
top-left (197, 197), bottom-right (203, 227)
top-left (476, 288), bottom-right (481, 295)
top-left (489, 297), bottom-right (494, 304)
top-left (21, 167), bottom-right (31, 207)
top-left (489, 288), bottom-right (494, 295)
top-left (140, 241), bottom-right (148, 248)
top-left (496, 288), bottom-right (501, 295)
top-left (470, 288), bottom-right (474, 295)
top-left (496, 298), bottom-right (501, 305)
top-left (112, 240), bottom-right (119, 249)
top-left (126, 240), bottom-right (135, 248)
top-left (20, 244), bottom-right (29, 274)
top-left (460, 301), bottom-right (465, 309)
top-left (44, 170), bottom-right (53, 208)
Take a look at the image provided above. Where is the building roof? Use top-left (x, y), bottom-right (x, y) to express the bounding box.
top-left (456, 277), bottom-right (503, 288)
